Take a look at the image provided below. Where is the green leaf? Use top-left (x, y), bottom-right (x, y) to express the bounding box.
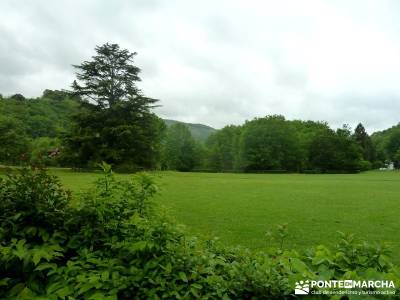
top-left (130, 241), bottom-right (147, 251)
top-left (89, 292), bottom-right (107, 300)
top-left (290, 257), bottom-right (308, 273)
top-left (32, 244), bottom-right (63, 265)
top-left (13, 239), bottom-right (27, 260)
top-left (32, 248), bottom-right (50, 265)
top-left (101, 270), bottom-right (110, 281)
top-left (78, 282), bottom-right (94, 294)
top-left (190, 287), bottom-right (199, 297)
top-left (9, 283), bottom-right (25, 296)
top-left (191, 283), bottom-right (202, 289)
top-left (35, 262), bottom-right (57, 271)
top-left (0, 278), bottom-right (10, 287)
top-left (55, 286), bottom-right (73, 298)
top-left (160, 262), bottom-right (172, 274)
top-left (47, 281), bottom-right (65, 294)
top-left (178, 272), bottom-right (188, 283)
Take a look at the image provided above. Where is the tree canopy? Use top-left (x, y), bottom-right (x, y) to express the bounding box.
top-left (0, 116), bottom-right (30, 165)
top-left (353, 123), bottom-right (376, 162)
top-left (65, 43), bottom-right (164, 169)
top-left (203, 116), bottom-right (370, 173)
top-left (72, 43), bottom-right (146, 108)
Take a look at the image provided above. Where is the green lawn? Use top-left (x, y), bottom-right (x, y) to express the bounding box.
top-left (8, 169), bottom-right (400, 255)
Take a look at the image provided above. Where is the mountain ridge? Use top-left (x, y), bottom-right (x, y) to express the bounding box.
top-left (163, 119), bottom-right (216, 142)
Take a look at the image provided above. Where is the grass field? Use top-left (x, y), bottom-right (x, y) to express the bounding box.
top-left (5, 168), bottom-right (400, 256)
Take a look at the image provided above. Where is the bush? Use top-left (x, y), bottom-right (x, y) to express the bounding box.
top-left (1, 167), bottom-right (399, 299)
top-left (359, 160), bottom-right (373, 171)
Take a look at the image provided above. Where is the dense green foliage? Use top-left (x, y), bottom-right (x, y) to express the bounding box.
top-left (309, 126), bottom-right (364, 172)
top-left (30, 137), bottom-right (62, 167)
top-left (1, 168), bottom-right (399, 299)
top-left (0, 116), bottom-right (30, 165)
top-left (0, 90), bottom-right (80, 139)
top-left (0, 92), bottom-right (79, 166)
top-left (0, 92), bottom-right (201, 169)
top-left (204, 116), bottom-right (377, 173)
top-left (372, 124), bottom-right (400, 168)
top-left (239, 116), bottom-right (302, 172)
top-left (0, 89), bottom-right (397, 172)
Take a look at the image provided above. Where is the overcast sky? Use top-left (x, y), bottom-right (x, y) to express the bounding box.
top-left (1, 0), bottom-right (400, 132)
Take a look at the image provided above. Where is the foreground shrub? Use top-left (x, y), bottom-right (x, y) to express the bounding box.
top-left (0, 167), bottom-right (399, 299)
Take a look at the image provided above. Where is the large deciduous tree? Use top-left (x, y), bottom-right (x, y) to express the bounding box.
top-left (238, 115), bottom-right (302, 172)
top-left (64, 43), bottom-right (164, 169)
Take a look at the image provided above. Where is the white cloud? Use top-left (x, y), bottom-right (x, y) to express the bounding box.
top-left (1, 0), bottom-right (399, 133)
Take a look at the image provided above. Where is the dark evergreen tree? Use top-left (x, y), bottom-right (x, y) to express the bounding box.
top-left (64, 43), bottom-right (164, 169)
top-left (353, 123), bottom-right (376, 162)
top-left (10, 94), bottom-right (26, 101)
top-left (72, 43), bottom-right (144, 108)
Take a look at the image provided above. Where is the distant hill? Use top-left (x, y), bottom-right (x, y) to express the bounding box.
top-left (0, 95), bottom-right (80, 138)
top-left (163, 119), bottom-right (216, 142)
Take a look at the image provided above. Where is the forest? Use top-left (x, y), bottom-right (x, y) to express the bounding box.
top-left (1, 84), bottom-right (399, 173)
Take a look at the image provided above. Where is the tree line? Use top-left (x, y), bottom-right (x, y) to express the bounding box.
top-left (203, 117), bottom-right (382, 173)
top-left (0, 43), bottom-right (399, 172)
